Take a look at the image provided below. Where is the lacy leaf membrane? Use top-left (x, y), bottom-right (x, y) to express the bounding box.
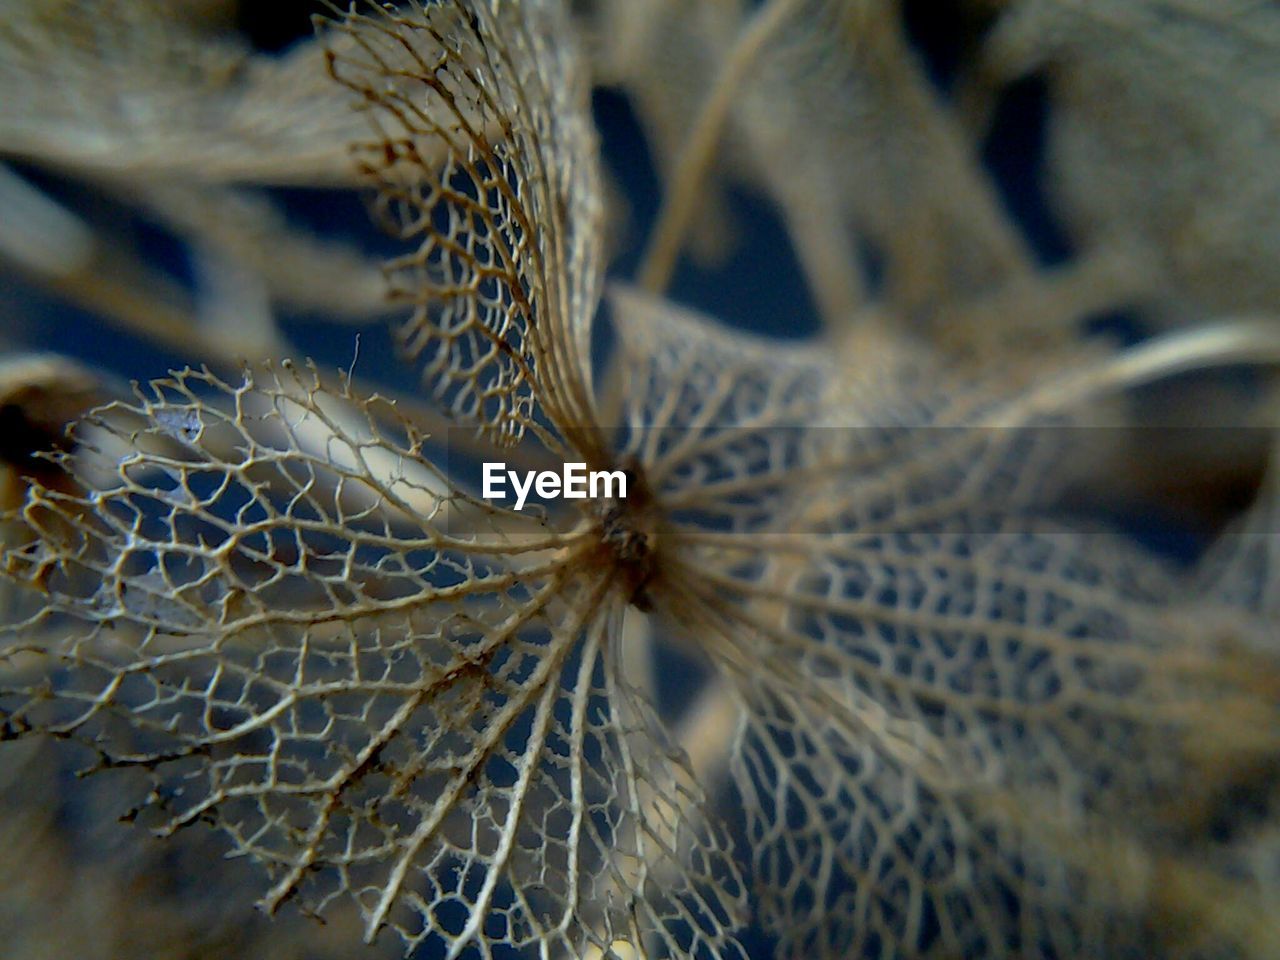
top-left (324, 0), bottom-right (605, 455)
top-left (4, 2), bottom-right (1279, 959)
top-left (609, 292), bottom-right (1276, 958)
top-left (0, 360), bottom-right (742, 958)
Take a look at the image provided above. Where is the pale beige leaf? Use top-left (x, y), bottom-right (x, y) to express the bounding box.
top-left (982, 0), bottom-right (1280, 324)
top-left (734, 0), bottom-right (1032, 322)
top-left (0, 0), bottom-right (376, 184)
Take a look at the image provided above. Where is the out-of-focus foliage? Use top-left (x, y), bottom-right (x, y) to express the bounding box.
top-left (978, 0), bottom-right (1280, 326)
top-left (576, 0), bottom-right (742, 266)
top-left (733, 0), bottom-right (1031, 323)
top-left (0, 740), bottom-right (379, 960)
top-left (0, 0), bottom-right (402, 355)
top-left (579, 0), bottom-right (1153, 349)
top-left (0, 353), bottom-right (104, 510)
top-left (0, 0), bottom-right (366, 183)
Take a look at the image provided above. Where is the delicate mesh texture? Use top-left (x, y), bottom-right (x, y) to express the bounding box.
top-left (6, 284), bottom-right (1269, 959)
top-left (1, 4), bottom-right (748, 956)
top-left (609, 291), bottom-right (1272, 958)
top-left (0, 737), bottom-right (377, 960)
top-left (0, 361), bottom-right (743, 958)
top-left (4, 3), bottom-right (1279, 960)
top-left (325, 0), bottom-right (605, 455)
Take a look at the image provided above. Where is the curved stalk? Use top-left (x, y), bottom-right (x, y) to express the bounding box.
top-left (637, 0), bottom-right (807, 294)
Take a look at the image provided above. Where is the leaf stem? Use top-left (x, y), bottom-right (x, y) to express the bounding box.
top-left (637, 0), bottom-right (808, 294)
top-left (998, 319), bottom-right (1280, 424)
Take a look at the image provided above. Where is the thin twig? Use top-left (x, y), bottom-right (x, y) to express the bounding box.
top-left (637, 0), bottom-right (807, 294)
top-left (996, 319), bottom-right (1280, 425)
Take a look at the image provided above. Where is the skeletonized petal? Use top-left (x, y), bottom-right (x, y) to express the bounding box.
top-left (611, 291), bottom-right (1279, 957)
top-left (0, 364), bottom-right (743, 957)
top-left (323, 0), bottom-right (605, 456)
